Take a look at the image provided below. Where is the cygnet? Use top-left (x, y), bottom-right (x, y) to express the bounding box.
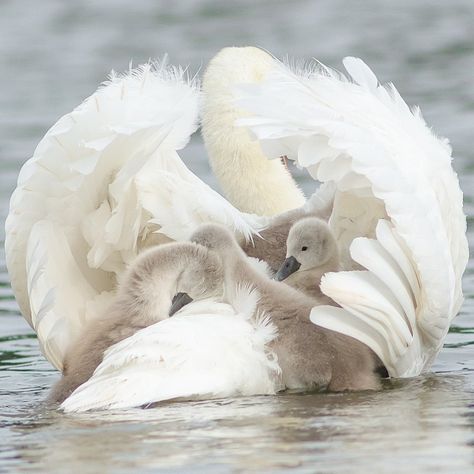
top-left (49, 242), bottom-right (224, 403)
top-left (191, 224), bottom-right (383, 392)
top-left (275, 217), bottom-right (339, 300)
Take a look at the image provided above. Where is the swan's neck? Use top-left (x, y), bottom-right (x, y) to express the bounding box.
top-left (201, 47), bottom-right (305, 217)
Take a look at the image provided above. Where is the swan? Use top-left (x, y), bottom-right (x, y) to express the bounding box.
top-left (191, 224), bottom-right (382, 391)
top-left (49, 241), bottom-right (226, 403)
top-left (4, 47), bottom-right (467, 386)
top-left (274, 217), bottom-right (340, 301)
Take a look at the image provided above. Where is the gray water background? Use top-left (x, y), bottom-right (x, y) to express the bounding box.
top-left (1, 1), bottom-right (473, 472)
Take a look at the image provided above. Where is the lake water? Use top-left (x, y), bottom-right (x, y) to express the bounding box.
top-left (1, 1), bottom-right (473, 472)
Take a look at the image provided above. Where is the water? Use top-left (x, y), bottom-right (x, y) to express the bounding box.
top-left (1, 0), bottom-right (474, 472)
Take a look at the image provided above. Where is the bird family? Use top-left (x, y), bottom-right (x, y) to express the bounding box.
top-left (5, 47), bottom-right (468, 411)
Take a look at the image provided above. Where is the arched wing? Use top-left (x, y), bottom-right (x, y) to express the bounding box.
top-left (236, 57), bottom-right (468, 377)
top-left (5, 61), bottom-right (266, 370)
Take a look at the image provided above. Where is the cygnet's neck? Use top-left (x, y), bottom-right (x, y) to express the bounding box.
top-left (201, 47), bottom-right (305, 216)
top-left (222, 241), bottom-right (316, 318)
top-left (284, 256), bottom-right (339, 301)
top-left (115, 243), bottom-right (201, 325)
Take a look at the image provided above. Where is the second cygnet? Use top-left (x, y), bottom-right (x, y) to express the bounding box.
top-left (191, 223), bottom-right (383, 392)
top-left (275, 217), bottom-right (339, 300)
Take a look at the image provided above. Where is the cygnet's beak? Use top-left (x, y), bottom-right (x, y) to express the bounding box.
top-left (169, 292), bottom-right (193, 316)
top-left (274, 256), bottom-right (301, 282)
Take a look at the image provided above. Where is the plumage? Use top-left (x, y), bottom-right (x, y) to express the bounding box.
top-left (235, 56), bottom-right (468, 377)
top-left (5, 58), bottom-right (270, 371)
top-left (61, 293), bottom-right (281, 412)
top-left (191, 224), bottom-right (382, 392)
top-left (4, 46), bottom-right (467, 396)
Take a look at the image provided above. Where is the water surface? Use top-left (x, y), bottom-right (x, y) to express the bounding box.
top-left (1, 1), bottom-right (473, 472)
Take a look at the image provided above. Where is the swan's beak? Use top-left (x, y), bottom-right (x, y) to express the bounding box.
top-left (274, 256), bottom-right (301, 282)
top-left (169, 292), bottom-right (193, 316)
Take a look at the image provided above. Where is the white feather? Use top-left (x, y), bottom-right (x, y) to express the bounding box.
top-left (25, 221), bottom-right (105, 370)
top-left (5, 60), bottom-right (267, 370)
top-left (236, 57), bottom-right (468, 377)
top-left (61, 287), bottom-right (281, 412)
top-left (6, 49), bottom-right (468, 385)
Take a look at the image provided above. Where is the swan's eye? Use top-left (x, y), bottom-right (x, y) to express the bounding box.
top-left (301, 246), bottom-right (308, 251)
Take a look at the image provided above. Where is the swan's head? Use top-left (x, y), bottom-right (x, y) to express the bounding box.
top-left (275, 217), bottom-right (338, 282)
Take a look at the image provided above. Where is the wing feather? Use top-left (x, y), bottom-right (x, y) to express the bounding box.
top-left (26, 221), bottom-right (102, 370)
top-left (61, 293), bottom-right (280, 412)
top-left (236, 56), bottom-right (468, 376)
top-left (6, 60), bottom-right (266, 370)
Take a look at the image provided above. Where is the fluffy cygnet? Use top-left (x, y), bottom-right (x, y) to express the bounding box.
top-left (191, 224), bottom-right (382, 392)
top-left (49, 242), bottom-right (224, 404)
top-left (275, 217), bottom-right (339, 300)
top-left (241, 185), bottom-right (335, 272)
top-left (241, 207), bottom-right (305, 272)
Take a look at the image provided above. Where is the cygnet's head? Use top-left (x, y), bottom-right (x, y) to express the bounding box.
top-left (190, 223), bottom-right (240, 254)
top-left (275, 217), bottom-right (338, 282)
top-left (170, 245), bottom-right (224, 315)
top-left (169, 225), bottom-right (240, 316)
top-left (121, 242), bottom-right (224, 319)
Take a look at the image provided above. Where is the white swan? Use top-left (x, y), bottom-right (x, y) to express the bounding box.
top-left (5, 47), bottom-right (467, 384)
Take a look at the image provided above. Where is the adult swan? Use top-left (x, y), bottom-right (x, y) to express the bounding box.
top-left (5, 47), bottom-right (468, 383)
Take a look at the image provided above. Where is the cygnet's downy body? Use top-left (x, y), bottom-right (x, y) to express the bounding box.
top-left (191, 224), bottom-right (382, 392)
top-left (49, 243), bottom-right (224, 404)
top-left (275, 217), bottom-right (339, 301)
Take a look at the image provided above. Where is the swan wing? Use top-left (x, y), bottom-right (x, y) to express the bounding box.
top-left (236, 57), bottom-right (468, 377)
top-left (61, 295), bottom-right (280, 412)
top-left (5, 60), bottom-right (266, 370)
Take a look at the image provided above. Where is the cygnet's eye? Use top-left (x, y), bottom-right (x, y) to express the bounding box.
top-left (301, 246), bottom-right (308, 251)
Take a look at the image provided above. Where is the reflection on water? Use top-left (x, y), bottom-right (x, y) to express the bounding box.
top-left (2, 377), bottom-right (474, 473)
top-left (1, 0), bottom-right (474, 472)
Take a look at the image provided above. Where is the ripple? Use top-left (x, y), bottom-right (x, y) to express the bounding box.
top-left (1, 0), bottom-right (474, 472)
